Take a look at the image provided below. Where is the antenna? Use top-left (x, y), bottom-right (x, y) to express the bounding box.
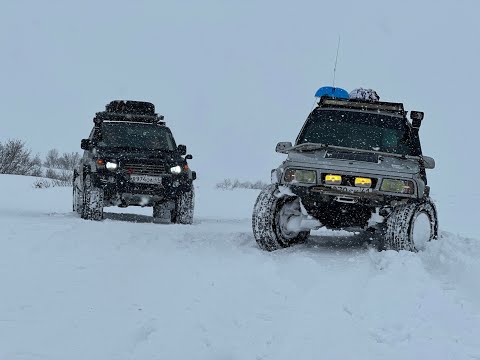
top-left (332, 36), bottom-right (341, 88)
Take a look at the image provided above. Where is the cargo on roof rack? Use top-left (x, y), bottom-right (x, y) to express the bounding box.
top-left (93, 100), bottom-right (165, 125)
top-left (318, 96), bottom-right (405, 116)
top-left (106, 100), bottom-right (155, 116)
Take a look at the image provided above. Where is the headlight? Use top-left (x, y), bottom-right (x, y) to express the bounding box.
top-left (170, 165), bottom-right (182, 174)
top-left (381, 179), bottom-right (415, 194)
top-left (284, 169), bottom-right (316, 184)
top-left (106, 161), bottom-right (118, 171)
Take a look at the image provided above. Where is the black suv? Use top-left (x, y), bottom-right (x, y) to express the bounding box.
top-left (73, 100), bottom-right (196, 224)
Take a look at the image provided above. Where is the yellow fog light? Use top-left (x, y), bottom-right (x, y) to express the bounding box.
top-left (355, 177), bottom-right (372, 188)
top-left (325, 174), bottom-right (342, 185)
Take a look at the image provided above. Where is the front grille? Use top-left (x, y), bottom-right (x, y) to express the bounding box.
top-left (124, 163), bottom-right (166, 176)
top-left (325, 151), bottom-right (379, 163)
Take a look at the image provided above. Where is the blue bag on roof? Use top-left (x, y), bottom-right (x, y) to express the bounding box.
top-left (314, 86), bottom-right (349, 99)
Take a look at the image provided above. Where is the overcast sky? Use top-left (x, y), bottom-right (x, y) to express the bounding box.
top-left (1, 0), bottom-right (479, 234)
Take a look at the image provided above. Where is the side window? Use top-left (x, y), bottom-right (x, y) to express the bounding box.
top-left (166, 129), bottom-right (177, 149)
top-left (82, 127), bottom-right (96, 162)
top-left (90, 126), bottom-right (103, 144)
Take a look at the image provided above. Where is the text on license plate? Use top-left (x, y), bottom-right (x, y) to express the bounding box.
top-left (130, 175), bottom-right (162, 184)
top-left (330, 185), bottom-right (373, 193)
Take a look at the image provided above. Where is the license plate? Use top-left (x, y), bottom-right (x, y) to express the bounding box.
top-left (330, 185), bottom-right (373, 193)
top-left (130, 175), bottom-right (162, 184)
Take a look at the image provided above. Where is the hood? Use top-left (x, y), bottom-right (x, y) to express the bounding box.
top-left (286, 149), bottom-right (421, 176)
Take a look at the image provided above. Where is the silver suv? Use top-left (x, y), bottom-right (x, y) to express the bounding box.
top-left (252, 94), bottom-right (438, 251)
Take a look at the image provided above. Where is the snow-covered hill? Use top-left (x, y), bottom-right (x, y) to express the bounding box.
top-left (0, 175), bottom-right (479, 359)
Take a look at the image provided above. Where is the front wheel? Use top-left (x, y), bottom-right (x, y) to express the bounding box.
top-left (172, 188), bottom-right (195, 224)
top-left (383, 199), bottom-right (438, 251)
top-left (252, 184), bottom-right (310, 251)
top-left (81, 174), bottom-right (104, 221)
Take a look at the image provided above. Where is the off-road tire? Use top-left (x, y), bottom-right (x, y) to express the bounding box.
top-left (81, 174), bottom-right (104, 221)
top-left (172, 188), bottom-right (195, 224)
top-left (153, 202), bottom-right (173, 224)
top-left (252, 184), bottom-right (310, 251)
top-left (383, 199), bottom-right (438, 251)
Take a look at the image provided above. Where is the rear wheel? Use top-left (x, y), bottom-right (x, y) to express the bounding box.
top-left (72, 170), bottom-right (82, 214)
top-left (252, 184), bottom-right (310, 251)
top-left (383, 199), bottom-right (438, 251)
top-left (72, 182), bottom-right (82, 215)
top-left (81, 174), bottom-right (104, 221)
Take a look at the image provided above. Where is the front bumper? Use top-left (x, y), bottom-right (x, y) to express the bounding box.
top-left (289, 184), bottom-right (413, 207)
top-left (91, 171), bottom-right (192, 205)
top-left (287, 184), bottom-right (414, 229)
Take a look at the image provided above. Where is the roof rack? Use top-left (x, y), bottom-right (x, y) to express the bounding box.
top-left (93, 112), bottom-right (165, 125)
top-left (318, 96), bottom-right (405, 116)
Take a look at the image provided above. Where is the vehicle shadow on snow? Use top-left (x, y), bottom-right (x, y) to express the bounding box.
top-left (103, 211), bottom-right (373, 253)
top-left (102, 212), bottom-right (215, 226)
top-left (103, 212), bottom-right (154, 224)
top-left (103, 212), bottom-right (248, 226)
top-left (301, 231), bottom-right (372, 251)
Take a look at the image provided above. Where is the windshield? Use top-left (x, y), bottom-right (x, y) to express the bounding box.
top-left (297, 109), bottom-right (421, 156)
top-left (96, 122), bottom-right (176, 151)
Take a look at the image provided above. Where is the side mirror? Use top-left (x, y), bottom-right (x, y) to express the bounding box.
top-left (81, 139), bottom-right (90, 150)
top-left (185, 154), bottom-right (193, 160)
top-left (177, 144), bottom-right (187, 156)
top-left (422, 156), bottom-right (435, 169)
top-left (275, 142), bottom-right (292, 154)
top-left (410, 111), bottom-right (424, 129)
top-left (191, 171), bottom-right (197, 180)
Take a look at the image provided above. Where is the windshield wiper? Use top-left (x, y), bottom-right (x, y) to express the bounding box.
top-left (289, 142), bottom-right (420, 160)
top-left (289, 143), bottom-right (330, 152)
top-left (103, 146), bottom-right (171, 151)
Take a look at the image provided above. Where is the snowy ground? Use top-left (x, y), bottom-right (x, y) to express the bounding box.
top-left (1, 175), bottom-right (480, 360)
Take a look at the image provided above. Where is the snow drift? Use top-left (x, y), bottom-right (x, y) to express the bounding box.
top-left (0, 175), bottom-right (479, 360)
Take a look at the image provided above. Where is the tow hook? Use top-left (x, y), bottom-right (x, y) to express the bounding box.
top-left (334, 196), bottom-right (357, 204)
